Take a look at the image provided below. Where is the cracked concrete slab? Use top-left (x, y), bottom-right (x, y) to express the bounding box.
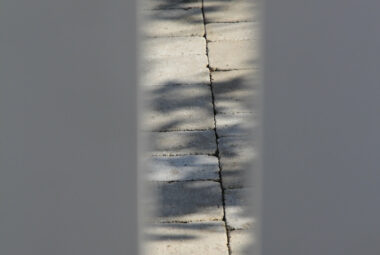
top-left (143, 55), bottom-right (210, 86)
top-left (147, 155), bottom-right (220, 181)
top-left (224, 188), bottom-right (255, 230)
top-left (215, 113), bottom-right (255, 137)
top-left (144, 37), bottom-right (206, 57)
top-left (229, 230), bottom-right (254, 255)
top-left (144, 84), bottom-right (214, 131)
top-left (206, 22), bottom-right (258, 41)
top-left (151, 181), bottom-right (224, 222)
top-left (141, 0), bottom-right (258, 251)
top-left (142, 9), bottom-right (204, 37)
top-left (145, 221), bottom-right (228, 254)
top-left (219, 162), bottom-right (252, 189)
top-left (204, 0), bottom-right (258, 23)
top-left (150, 130), bottom-right (217, 156)
top-left (211, 70), bottom-right (258, 114)
top-left (208, 40), bottom-right (258, 70)
top-left (218, 137), bottom-right (254, 159)
top-left (218, 136), bottom-right (255, 188)
top-left (141, 0), bottom-right (202, 10)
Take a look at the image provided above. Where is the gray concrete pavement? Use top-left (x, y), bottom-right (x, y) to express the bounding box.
top-left (142, 0), bottom-right (258, 253)
top-left (148, 155), bottom-right (219, 181)
top-left (145, 222), bottom-right (229, 255)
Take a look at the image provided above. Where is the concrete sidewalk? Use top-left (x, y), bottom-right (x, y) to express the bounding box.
top-left (141, 0), bottom-right (258, 254)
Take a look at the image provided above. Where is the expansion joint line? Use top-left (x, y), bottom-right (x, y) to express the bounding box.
top-left (200, 1), bottom-right (232, 254)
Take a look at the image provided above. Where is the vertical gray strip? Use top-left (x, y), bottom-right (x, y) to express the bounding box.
top-left (0, 1), bottom-right (138, 254)
top-left (262, 0), bottom-right (380, 254)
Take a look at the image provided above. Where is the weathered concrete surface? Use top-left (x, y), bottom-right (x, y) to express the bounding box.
top-left (141, 0), bottom-right (258, 251)
top-left (152, 181), bottom-right (224, 222)
top-left (218, 137), bottom-right (255, 188)
top-left (204, 0), bottom-right (258, 23)
top-left (208, 40), bottom-right (257, 70)
top-left (147, 155), bottom-right (219, 181)
top-left (141, 0), bottom-right (202, 10)
top-left (145, 222), bottom-right (228, 255)
top-left (206, 22), bottom-right (257, 41)
top-left (144, 84), bottom-right (214, 131)
top-left (150, 130), bottom-right (217, 156)
top-left (144, 37), bottom-right (206, 57)
top-left (229, 230), bottom-right (253, 255)
top-left (219, 162), bottom-right (251, 189)
top-left (142, 9), bottom-right (204, 37)
top-left (224, 188), bottom-right (255, 230)
top-left (211, 70), bottom-right (258, 113)
top-left (218, 137), bottom-right (254, 159)
top-left (215, 113), bottom-right (255, 137)
top-left (143, 55), bottom-right (210, 86)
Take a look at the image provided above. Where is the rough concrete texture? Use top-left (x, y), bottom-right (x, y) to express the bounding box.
top-left (144, 37), bottom-right (206, 57)
top-left (143, 55), bottom-right (210, 86)
top-left (144, 84), bottom-right (214, 131)
top-left (218, 137), bottom-right (256, 189)
top-left (220, 161), bottom-right (252, 189)
top-left (211, 70), bottom-right (258, 113)
top-left (144, 222), bottom-right (228, 255)
top-left (204, 0), bottom-right (258, 23)
top-left (141, 0), bottom-right (202, 10)
top-left (215, 113), bottom-right (255, 137)
top-left (208, 40), bottom-right (258, 70)
top-left (142, 0), bottom-right (258, 251)
top-left (218, 137), bottom-right (254, 159)
top-left (224, 188), bottom-right (255, 230)
top-left (147, 155), bottom-right (220, 181)
top-left (206, 22), bottom-right (258, 41)
top-left (152, 181), bottom-right (224, 222)
top-left (150, 130), bottom-right (217, 156)
top-left (229, 230), bottom-right (254, 255)
top-left (142, 9), bottom-right (204, 37)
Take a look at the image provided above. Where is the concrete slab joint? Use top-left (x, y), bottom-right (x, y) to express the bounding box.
top-left (142, 0), bottom-right (258, 253)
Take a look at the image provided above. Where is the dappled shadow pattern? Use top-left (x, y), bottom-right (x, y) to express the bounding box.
top-left (141, 0), bottom-right (258, 24)
top-left (142, 74), bottom-right (258, 254)
top-left (144, 84), bottom-right (214, 131)
top-left (140, 0), bottom-right (260, 253)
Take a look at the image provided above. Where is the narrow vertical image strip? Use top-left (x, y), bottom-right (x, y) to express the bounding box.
top-left (139, 0), bottom-right (259, 254)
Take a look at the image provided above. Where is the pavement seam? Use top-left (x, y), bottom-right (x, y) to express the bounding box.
top-left (147, 128), bottom-right (216, 132)
top-left (154, 179), bottom-right (220, 183)
top-left (201, 1), bottom-right (232, 254)
top-left (151, 153), bottom-right (217, 156)
top-left (212, 68), bottom-right (260, 72)
top-left (144, 35), bottom-right (205, 38)
top-left (143, 7), bottom-right (201, 11)
top-left (211, 67), bottom-right (257, 72)
top-left (205, 20), bottom-right (258, 24)
top-left (158, 219), bottom-right (224, 224)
